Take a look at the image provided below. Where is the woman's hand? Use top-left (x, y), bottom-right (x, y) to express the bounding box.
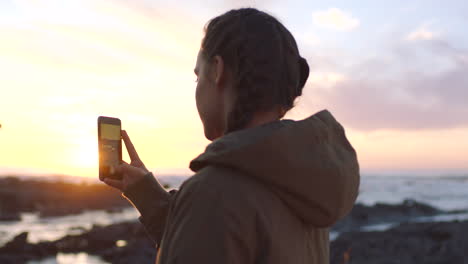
top-left (104, 130), bottom-right (149, 192)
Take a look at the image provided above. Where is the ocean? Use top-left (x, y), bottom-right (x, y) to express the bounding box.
top-left (1, 174), bottom-right (468, 263)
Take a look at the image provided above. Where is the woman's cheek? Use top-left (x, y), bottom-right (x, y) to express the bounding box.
top-left (195, 83), bottom-right (205, 121)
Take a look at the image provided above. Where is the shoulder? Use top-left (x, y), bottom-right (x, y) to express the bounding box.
top-left (185, 166), bottom-right (248, 191)
top-left (175, 165), bottom-right (273, 214)
top-left (186, 166), bottom-right (268, 199)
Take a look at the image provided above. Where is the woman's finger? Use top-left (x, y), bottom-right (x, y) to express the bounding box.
top-left (121, 130), bottom-right (142, 164)
top-left (115, 163), bottom-right (148, 178)
top-left (103, 178), bottom-right (124, 191)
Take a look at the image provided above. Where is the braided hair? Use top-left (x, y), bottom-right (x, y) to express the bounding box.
top-left (201, 8), bottom-right (309, 134)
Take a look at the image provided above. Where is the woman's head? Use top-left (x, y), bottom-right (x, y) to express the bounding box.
top-left (194, 8), bottom-right (309, 140)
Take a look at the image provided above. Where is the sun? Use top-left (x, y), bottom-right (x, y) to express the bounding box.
top-left (71, 138), bottom-right (99, 169)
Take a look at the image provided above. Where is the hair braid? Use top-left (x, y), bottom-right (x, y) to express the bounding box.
top-left (225, 49), bottom-right (259, 132)
top-left (225, 19), bottom-right (270, 133)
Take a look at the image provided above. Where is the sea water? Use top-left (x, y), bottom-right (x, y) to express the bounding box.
top-left (0, 208), bottom-right (139, 246)
top-left (27, 253), bottom-right (109, 264)
top-left (357, 174), bottom-right (468, 211)
top-left (0, 208), bottom-right (139, 264)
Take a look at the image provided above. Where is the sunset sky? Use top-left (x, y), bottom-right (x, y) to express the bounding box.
top-left (1, 0), bottom-right (467, 178)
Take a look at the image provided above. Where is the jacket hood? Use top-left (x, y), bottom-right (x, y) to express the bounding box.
top-left (189, 110), bottom-right (360, 227)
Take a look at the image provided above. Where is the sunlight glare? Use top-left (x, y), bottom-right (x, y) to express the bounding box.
top-left (72, 138), bottom-right (99, 169)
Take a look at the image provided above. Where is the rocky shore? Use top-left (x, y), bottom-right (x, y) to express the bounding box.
top-left (1, 198), bottom-right (467, 264)
top-left (331, 220), bottom-right (468, 264)
top-left (0, 222), bottom-right (154, 264)
top-left (0, 176), bottom-right (129, 220)
top-left (332, 199), bottom-right (446, 233)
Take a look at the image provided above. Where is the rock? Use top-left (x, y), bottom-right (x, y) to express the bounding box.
top-left (0, 232), bottom-right (28, 253)
top-left (0, 176), bottom-right (130, 219)
top-left (0, 188), bottom-right (22, 221)
top-left (49, 221), bottom-right (155, 263)
top-left (332, 199), bottom-right (443, 233)
top-left (331, 220), bottom-right (468, 264)
top-left (38, 206), bottom-right (84, 218)
top-left (100, 237), bottom-right (156, 264)
top-left (0, 255), bottom-right (27, 264)
top-left (0, 212), bottom-right (21, 221)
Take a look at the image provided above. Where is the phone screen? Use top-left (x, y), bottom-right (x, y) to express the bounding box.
top-left (98, 117), bottom-right (122, 180)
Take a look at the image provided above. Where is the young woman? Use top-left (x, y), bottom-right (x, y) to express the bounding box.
top-left (104, 8), bottom-right (360, 264)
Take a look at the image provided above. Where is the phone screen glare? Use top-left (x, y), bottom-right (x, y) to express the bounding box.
top-left (100, 123), bottom-right (120, 171)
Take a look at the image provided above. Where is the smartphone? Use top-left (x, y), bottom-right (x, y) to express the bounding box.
top-left (98, 116), bottom-right (122, 181)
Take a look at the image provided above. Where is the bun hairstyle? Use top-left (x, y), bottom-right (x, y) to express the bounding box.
top-left (201, 8), bottom-right (310, 134)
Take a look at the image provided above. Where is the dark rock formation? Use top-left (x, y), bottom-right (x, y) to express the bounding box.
top-left (0, 176), bottom-right (130, 219)
top-left (331, 220), bottom-right (468, 264)
top-left (0, 221), bottom-right (156, 264)
top-left (332, 199), bottom-right (444, 233)
top-left (0, 212), bottom-right (20, 221)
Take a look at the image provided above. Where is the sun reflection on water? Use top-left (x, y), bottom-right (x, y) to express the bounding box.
top-left (27, 252), bottom-right (109, 264)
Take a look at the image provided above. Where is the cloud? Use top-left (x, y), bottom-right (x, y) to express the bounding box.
top-left (308, 72), bottom-right (345, 88)
top-left (312, 8), bottom-right (359, 31)
top-left (303, 38), bottom-right (468, 131)
top-left (407, 27), bottom-right (437, 41)
top-left (300, 32), bottom-right (321, 46)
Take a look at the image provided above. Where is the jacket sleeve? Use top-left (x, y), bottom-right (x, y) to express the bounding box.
top-left (159, 177), bottom-right (257, 264)
top-left (122, 172), bottom-right (177, 247)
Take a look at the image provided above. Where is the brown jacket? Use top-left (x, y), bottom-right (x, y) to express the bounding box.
top-left (124, 110), bottom-right (360, 264)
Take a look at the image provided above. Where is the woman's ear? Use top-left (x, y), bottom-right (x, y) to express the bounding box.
top-left (212, 55), bottom-right (225, 88)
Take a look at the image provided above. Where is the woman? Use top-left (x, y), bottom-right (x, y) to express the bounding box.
top-left (105, 8), bottom-right (360, 264)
